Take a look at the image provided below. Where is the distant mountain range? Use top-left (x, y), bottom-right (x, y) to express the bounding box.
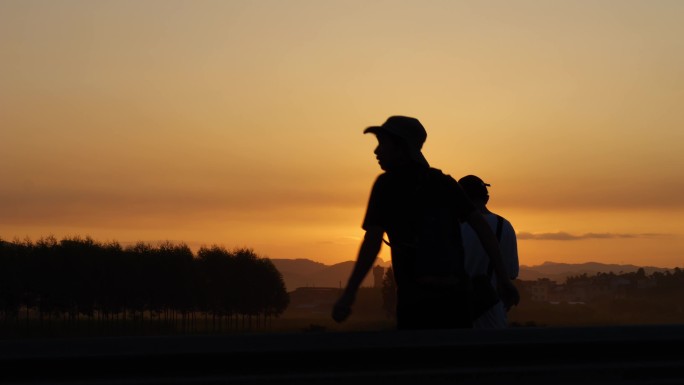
top-left (269, 258), bottom-right (673, 292)
top-left (517, 261), bottom-right (671, 283)
top-left (269, 258), bottom-right (391, 292)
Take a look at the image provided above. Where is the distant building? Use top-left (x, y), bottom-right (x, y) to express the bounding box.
top-left (530, 279), bottom-right (555, 302)
top-left (564, 280), bottom-right (590, 303)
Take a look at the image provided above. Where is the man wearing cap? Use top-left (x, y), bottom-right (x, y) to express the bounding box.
top-left (459, 175), bottom-right (520, 328)
top-left (331, 116), bottom-right (519, 330)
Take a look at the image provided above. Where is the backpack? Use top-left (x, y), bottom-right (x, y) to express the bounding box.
top-left (468, 215), bottom-right (504, 320)
top-left (403, 168), bottom-right (466, 282)
top-left (384, 168), bottom-right (502, 320)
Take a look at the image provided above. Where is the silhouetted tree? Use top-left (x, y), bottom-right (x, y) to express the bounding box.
top-left (0, 235), bottom-right (292, 337)
top-left (0, 239), bottom-right (23, 321)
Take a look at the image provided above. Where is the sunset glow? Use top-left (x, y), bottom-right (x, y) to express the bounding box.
top-left (2, 1), bottom-right (683, 268)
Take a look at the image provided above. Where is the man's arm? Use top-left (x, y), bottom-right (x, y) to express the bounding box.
top-left (466, 211), bottom-right (520, 309)
top-left (503, 220), bottom-right (520, 279)
top-left (331, 226), bottom-right (383, 323)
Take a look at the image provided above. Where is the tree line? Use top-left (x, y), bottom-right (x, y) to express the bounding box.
top-left (0, 236), bottom-right (289, 337)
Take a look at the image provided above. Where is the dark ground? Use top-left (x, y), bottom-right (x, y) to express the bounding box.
top-left (2, 324), bottom-right (684, 384)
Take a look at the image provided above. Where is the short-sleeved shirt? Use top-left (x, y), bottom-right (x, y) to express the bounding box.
top-left (362, 165), bottom-right (476, 286)
top-left (462, 213), bottom-right (519, 328)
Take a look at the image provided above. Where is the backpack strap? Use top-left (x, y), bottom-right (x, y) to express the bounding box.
top-left (486, 215), bottom-right (505, 277)
top-left (496, 214), bottom-right (504, 242)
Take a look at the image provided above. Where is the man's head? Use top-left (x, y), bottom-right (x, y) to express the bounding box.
top-left (458, 175), bottom-right (490, 204)
top-left (363, 116), bottom-right (429, 170)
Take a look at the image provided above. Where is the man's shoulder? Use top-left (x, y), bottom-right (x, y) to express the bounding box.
top-left (372, 171), bottom-right (391, 185)
top-left (426, 167), bottom-right (458, 184)
top-left (369, 171), bottom-right (399, 193)
top-left (427, 166), bottom-right (449, 176)
top-left (489, 211), bottom-right (511, 222)
top-left (488, 212), bottom-right (516, 230)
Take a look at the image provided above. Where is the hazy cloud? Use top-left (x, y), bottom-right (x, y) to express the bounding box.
top-left (517, 232), bottom-right (670, 241)
top-left (316, 236), bottom-right (363, 245)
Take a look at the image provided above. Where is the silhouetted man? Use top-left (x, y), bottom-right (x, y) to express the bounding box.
top-left (460, 175), bottom-right (519, 328)
top-left (332, 116), bottom-right (519, 330)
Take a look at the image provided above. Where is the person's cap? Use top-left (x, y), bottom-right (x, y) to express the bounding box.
top-left (458, 175), bottom-right (490, 200)
top-left (363, 116), bottom-right (429, 167)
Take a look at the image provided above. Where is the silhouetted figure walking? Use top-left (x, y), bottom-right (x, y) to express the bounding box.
top-left (332, 116), bottom-right (519, 330)
top-left (460, 175), bottom-right (519, 328)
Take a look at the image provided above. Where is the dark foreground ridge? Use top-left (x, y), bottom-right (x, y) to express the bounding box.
top-left (2, 324), bottom-right (684, 384)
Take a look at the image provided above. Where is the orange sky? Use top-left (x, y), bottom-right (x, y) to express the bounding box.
top-left (1, 1), bottom-right (683, 268)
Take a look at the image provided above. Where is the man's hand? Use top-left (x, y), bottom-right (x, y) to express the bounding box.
top-left (331, 291), bottom-right (355, 323)
top-left (497, 279), bottom-right (520, 311)
top-left (332, 228), bottom-right (382, 323)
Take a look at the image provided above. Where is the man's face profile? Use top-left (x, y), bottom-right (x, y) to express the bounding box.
top-left (373, 133), bottom-right (408, 171)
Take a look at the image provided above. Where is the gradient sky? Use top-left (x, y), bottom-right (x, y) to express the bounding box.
top-left (2, 0), bottom-right (683, 268)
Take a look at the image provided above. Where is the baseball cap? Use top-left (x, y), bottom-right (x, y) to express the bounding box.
top-left (363, 116), bottom-right (429, 167)
top-left (458, 175), bottom-right (491, 199)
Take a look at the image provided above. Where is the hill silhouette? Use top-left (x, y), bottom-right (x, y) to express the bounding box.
top-left (269, 258), bottom-right (391, 291)
top-left (271, 258), bottom-right (674, 291)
